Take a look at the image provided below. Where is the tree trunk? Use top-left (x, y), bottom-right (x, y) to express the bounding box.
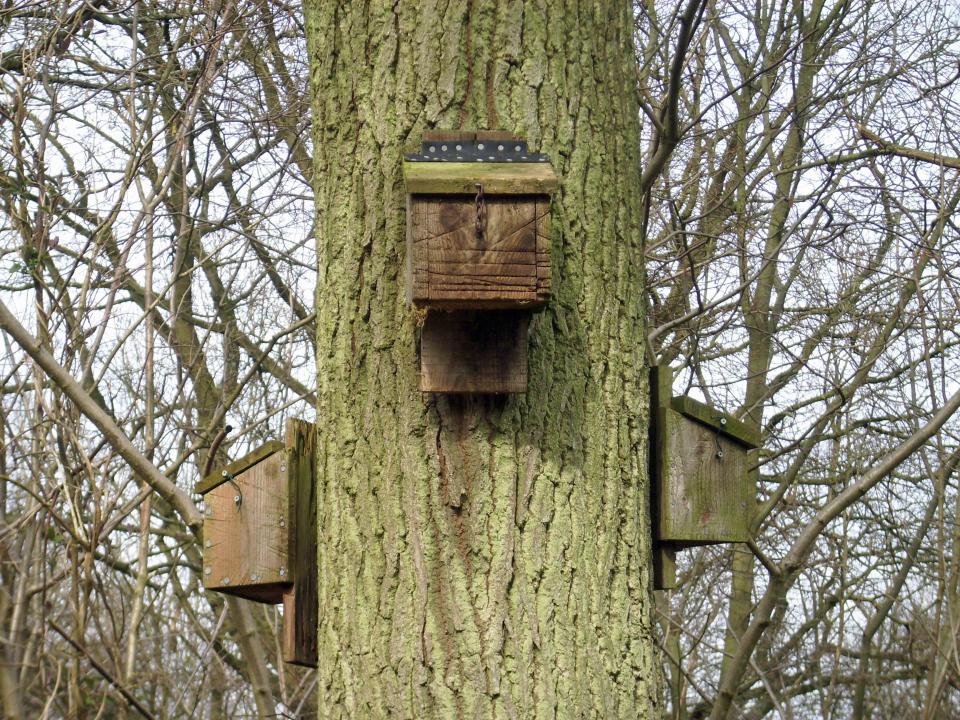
top-left (306, 2), bottom-right (659, 716)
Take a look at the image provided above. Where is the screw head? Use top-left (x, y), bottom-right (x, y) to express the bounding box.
top-left (205, 539), bottom-right (212, 548)
top-left (279, 567), bottom-right (287, 577)
top-left (204, 567), bottom-right (211, 576)
top-left (220, 576), bottom-right (231, 585)
top-left (720, 418), bottom-right (728, 426)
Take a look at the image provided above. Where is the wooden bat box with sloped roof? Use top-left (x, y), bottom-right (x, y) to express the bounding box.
top-left (403, 131), bottom-right (558, 393)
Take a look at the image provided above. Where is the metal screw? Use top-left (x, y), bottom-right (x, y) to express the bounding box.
top-left (720, 418), bottom-right (727, 426)
top-left (204, 505), bottom-right (212, 516)
top-left (205, 539), bottom-right (212, 548)
top-left (279, 517), bottom-right (285, 528)
top-left (204, 567), bottom-right (211, 576)
top-left (221, 576), bottom-right (231, 585)
top-left (279, 567), bottom-right (287, 577)
top-left (280, 465), bottom-right (286, 473)
top-left (251, 573), bottom-right (260, 582)
top-left (477, 143), bottom-right (485, 150)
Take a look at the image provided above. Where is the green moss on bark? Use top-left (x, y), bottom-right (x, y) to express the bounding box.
top-left (306, 2), bottom-right (658, 716)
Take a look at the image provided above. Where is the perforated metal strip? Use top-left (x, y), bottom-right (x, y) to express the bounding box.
top-left (404, 138), bottom-right (550, 163)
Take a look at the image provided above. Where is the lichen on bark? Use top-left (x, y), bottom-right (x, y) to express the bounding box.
top-left (305, 2), bottom-right (659, 716)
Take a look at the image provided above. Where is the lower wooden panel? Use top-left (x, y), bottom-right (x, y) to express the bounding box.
top-left (203, 450), bottom-right (289, 599)
top-left (282, 419), bottom-right (318, 667)
top-left (420, 311), bottom-right (529, 393)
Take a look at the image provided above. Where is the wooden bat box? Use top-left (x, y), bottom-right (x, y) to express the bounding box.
top-left (404, 131), bottom-right (558, 393)
top-left (195, 419), bottom-right (318, 666)
top-left (649, 366), bottom-right (761, 589)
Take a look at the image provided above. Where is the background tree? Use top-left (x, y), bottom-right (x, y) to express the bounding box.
top-left (641, 0), bottom-right (960, 717)
top-left (0, 1), bottom-right (316, 716)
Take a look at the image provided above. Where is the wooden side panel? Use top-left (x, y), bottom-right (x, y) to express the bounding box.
top-left (535, 196), bottom-right (551, 302)
top-left (657, 408), bottom-right (753, 544)
top-left (203, 449), bottom-right (290, 602)
top-left (282, 419), bottom-right (318, 667)
top-left (653, 545), bottom-right (676, 590)
top-left (408, 195), bottom-right (550, 309)
top-left (420, 311), bottom-right (529, 393)
top-left (195, 440), bottom-right (285, 495)
top-left (649, 366), bottom-right (677, 589)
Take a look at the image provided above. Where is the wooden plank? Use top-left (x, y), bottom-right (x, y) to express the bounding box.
top-left (422, 130), bottom-right (478, 142)
top-left (535, 197), bottom-right (551, 301)
top-left (282, 418), bottom-right (318, 667)
top-left (670, 395), bottom-right (760, 448)
top-left (403, 161), bottom-right (558, 195)
top-left (649, 366), bottom-right (675, 587)
top-left (422, 130), bottom-right (519, 142)
top-left (408, 195), bottom-right (550, 309)
top-left (657, 408), bottom-right (753, 544)
top-left (203, 449), bottom-right (290, 602)
top-left (653, 545), bottom-right (677, 591)
top-left (420, 311), bottom-right (529, 393)
top-left (650, 365), bottom-right (673, 413)
top-left (473, 130), bottom-right (520, 141)
top-left (194, 440), bottom-right (284, 495)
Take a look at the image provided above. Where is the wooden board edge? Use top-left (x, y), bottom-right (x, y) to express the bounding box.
top-left (653, 544), bottom-right (677, 590)
top-left (194, 440), bottom-right (285, 495)
top-left (670, 395), bottom-right (760, 449)
top-left (282, 418), bottom-right (318, 667)
top-left (403, 161), bottom-right (559, 195)
top-left (422, 130), bottom-right (520, 142)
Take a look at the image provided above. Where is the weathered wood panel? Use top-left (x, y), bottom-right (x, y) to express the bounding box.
top-left (671, 395), bottom-right (760, 448)
top-left (194, 440), bottom-right (284, 495)
top-left (403, 162), bottom-right (558, 195)
top-left (282, 418), bottom-right (318, 667)
top-left (420, 311), bottom-right (529, 393)
top-left (408, 194), bottom-right (550, 309)
top-left (203, 448), bottom-right (290, 603)
top-left (657, 407), bottom-right (753, 544)
top-left (649, 365), bottom-right (677, 589)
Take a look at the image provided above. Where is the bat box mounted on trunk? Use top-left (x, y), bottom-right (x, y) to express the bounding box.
top-left (403, 131), bottom-right (558, 393)
top-left (195, 419), bottom-right (318, 666)
top-left (649, 366), bottom-right (761, 590)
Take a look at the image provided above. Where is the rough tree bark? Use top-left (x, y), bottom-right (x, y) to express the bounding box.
top-left (306, 2), bottom-right (659, 716)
